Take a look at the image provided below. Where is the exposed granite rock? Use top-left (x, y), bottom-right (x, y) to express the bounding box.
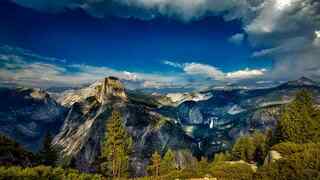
top-left (264, 150), bottom-right (282, 166)
top-left (53, 77), bottom-right (198, 176)
top-left (98, 77), bottom-right (127, 104)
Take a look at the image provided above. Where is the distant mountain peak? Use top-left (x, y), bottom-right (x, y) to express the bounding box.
top-left (284, 76), bottom-right (318, 87)
top-left (98, 77), bottom-right (127, 104)
top-left (57, 77), bottom-right (127, 107)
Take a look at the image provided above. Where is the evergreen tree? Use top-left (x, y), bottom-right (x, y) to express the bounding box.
top-left (231, 135), bottom-right (255, 162)
top-left (251, 132), bottom-right (268, 165)
top-left (38, 133), bottom-right (58, 166)
top-left (160, 149), bottom-right (176, 176)
top-left (274, 90), bottom-right (320, 144)
top-left (148, 151), bottom-right (161, 179)
top-left (213, 152), bottom-right (231, 164)
top-left (100, 110), bottom-right (133, 178)
top-left (197, 157), bottom-right (210, 176)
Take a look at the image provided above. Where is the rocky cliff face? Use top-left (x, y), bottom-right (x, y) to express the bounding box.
top-left (53, 77), bottom-right (198, 175)
top-left (57, 77), bottom-right (127, 107)
top-left (98, 77), bottom-right (127, 103)
top-left (0, 87), bottom-right (66, 151)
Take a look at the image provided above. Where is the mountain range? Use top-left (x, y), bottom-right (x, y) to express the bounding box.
top-left (0, 76), bottom-right (319, 176)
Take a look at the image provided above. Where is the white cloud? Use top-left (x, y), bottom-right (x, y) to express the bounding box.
top-left (226, 68), bottom-right (267, 80)
top-left (228, 33), bottom-right (245, 45)
top-left (183, 63), bottom-right (225, 80)
top-left (163, 60), bottom-right (183, 68)
top-left (14, 0), bottom-right (252, 21)
top-left (0, 46), bottom-right (191, 89)
top-left (163, 61), bottom-right (267, 81)
top-left (0, 45), bottom-right (268, 90)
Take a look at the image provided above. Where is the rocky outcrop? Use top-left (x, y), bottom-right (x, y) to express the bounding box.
top-left (264, 150), bottom-right (282, 166)
top-left (57, 77), bottom-right (127, 107)
top-left (0, 87), bottom-right (66, 151)
top-left (98, 77), bottom-right (127, 104)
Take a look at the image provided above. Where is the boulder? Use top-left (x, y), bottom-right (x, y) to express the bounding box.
top-left (264, 150), bottom-right (282, 166)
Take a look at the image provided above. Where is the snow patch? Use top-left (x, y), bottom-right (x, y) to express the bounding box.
top-left (227, 105), bottom-right (245, 115)
top-left (166, 92), bottom-right (212, 104)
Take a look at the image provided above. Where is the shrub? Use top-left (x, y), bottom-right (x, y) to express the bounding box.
top-left (256, 143), bottom-right (320, 180)
top-left (210, 162), bottom-right (255, 180)
top-left (0, 166), bottom-right (103, 180)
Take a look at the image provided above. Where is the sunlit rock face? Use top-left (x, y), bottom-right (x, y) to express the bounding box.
top-left (98, 77), bottom-right (127, 104)
top-left (53, 77), bottom-right (198, 175)
top-left (57, 77), bottom-right (127, 107)
top-left (0, 87), bottom-right (66, 151)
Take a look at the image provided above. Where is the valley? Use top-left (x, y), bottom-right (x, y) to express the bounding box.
top-left (0, 76), bottom-right (319, 177)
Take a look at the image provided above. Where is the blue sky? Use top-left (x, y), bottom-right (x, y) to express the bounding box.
top-left (0, 0), bottom-right (319, 90)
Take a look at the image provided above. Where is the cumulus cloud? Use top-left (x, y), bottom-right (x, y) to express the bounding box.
top-left (246, 0), bottom-right (320, 80)
top-left (226, 68), bottom-right (267, 80)
top-left (228, 33), bottom-right (245, 45)
top-left (163, 60), bottom-right (267, 81)
top-left (183, 63), bottom-right (225, 80)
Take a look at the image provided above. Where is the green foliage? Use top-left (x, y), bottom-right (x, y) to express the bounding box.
top-left (100, 110), bottom-right (133, 178)
top-left (0, 166), bottom-right (103, 180)
top-left (274, 90), bottom-right (320, 144)
top-left (256, 143), bottom-right (320, 180)
top-left (210, 162), bottom-right (255, 180)
top-left (271, 142), bottom-right (320, 158)
top-left (196, 157), bottom-right (210, 176)
top-left (37, 133), bottom-right (58, 166)
top-left (213, 151), bottom-right (232, 163)
top-left (148, 151), bottom-right (161, 179)
top-left (232, 135), bottom-right (256, 162)
top-left (254, 90), bottom-right (320, 179)
top-left (251, 132), bottom-right (269, 165)
top-left (231, 131), bottom-right (269, 164)
top-left (160, 149), bottom-right (176, 176)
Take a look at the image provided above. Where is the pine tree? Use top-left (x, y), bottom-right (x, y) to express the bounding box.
top-left (38, 133), bottom-right (58, 166)
top-left (251, 132), bottom-right (268, 165)
top-left (160, 149), bottom-right (176, 176)
top-left (231, 135), bottom-right (255, 162)
top-left (274, 90), bottom-right (320, 144)
top-left (100, 110), bottom-right (133, 178)
top-left (197, 157), bottom-right (210, 176)
top-left (148, 151), bottom-right (161, 179)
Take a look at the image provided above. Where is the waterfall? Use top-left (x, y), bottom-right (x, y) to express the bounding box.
top-left (209, 119), bottom-right (214, 129)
